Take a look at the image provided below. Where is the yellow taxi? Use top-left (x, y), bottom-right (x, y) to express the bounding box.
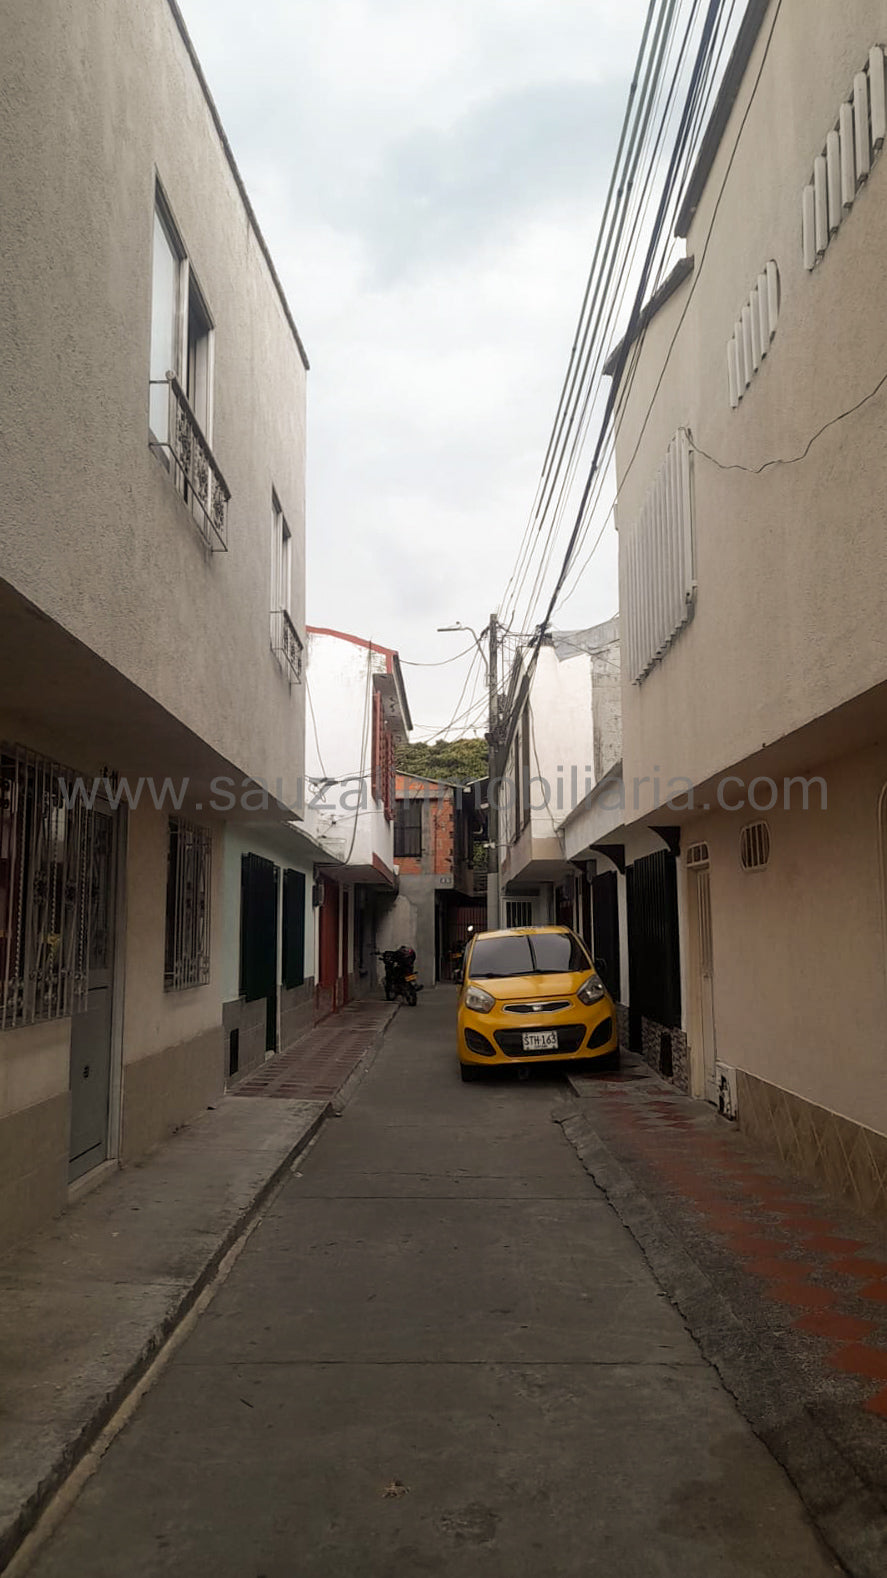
top-left (457, 926), bottom-right (618, 1081)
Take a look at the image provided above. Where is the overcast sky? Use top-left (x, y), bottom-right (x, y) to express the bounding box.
top-left (178, 0), bottom-right (648, 736)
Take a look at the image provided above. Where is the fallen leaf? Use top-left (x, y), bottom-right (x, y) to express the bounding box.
top-left (382, 1479), bottom-right (409, 1499)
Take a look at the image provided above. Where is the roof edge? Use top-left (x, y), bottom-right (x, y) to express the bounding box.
top-left (603, 257), bottom-right (695, 381)
top-left (166, 0), bottom-right (310, 371)
top-left (674, 0), bottom-right (772, 241)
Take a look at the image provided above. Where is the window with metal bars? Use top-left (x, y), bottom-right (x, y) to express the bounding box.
top-left (739, 822), bottom-right (770, 872)
top-left (0, 746), bottom-right (92, 1030)
top-left (505, 899), bottom-right (534, 929)
top-left (394, 798), bottom-right (423, 859)
top-left (164, 819), bottom-right (212, 990)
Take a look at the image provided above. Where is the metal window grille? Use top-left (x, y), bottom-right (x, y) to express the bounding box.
top-left (622, 428), bottom-right (696, 685)
top-left (740, 821), bottom-right (771, 872)
top-left (505, 899), bottom-right (534, 929)
top-left (686, 842), bottom-right (710, 870)
top-left (149, 374), bottom-right (230, 551)
top-left (394, 799), bottom-right (423, 859)
top-left (164, 819), bottom-right (212, 990)
top-left (727, 262), bottom-right (779, 407)
top-left (0, 746), bottom-right (93, 1031)
top-left (271, 608), bottom-right (303, 684)
top-left (802, 47), bottom-right (886, 271)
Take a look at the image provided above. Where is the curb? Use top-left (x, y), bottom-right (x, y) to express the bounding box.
top-left (331, 1001), bottom-right (400, 1115)
top-left (0, 1104), bottom-right (329, 1575)
top-left (555, 1103), bottom-right (887, 1578)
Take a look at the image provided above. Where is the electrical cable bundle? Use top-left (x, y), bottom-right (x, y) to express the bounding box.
top-left (495, 0), bottom-right (748, 697)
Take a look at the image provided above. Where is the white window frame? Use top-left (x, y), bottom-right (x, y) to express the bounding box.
top-left (150, 186), bottom-right (215, 441)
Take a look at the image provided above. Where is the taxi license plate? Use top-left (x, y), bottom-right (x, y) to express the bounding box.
top-left (522, 1031), bottom-right (558, 1052)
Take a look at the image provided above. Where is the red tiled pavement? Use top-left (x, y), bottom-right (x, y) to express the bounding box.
top-left (571, 1062), bottom-right (887, 1443)
top-left (231, 999), bottom-right (398, 1101)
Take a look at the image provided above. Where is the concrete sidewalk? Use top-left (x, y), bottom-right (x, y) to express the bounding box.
top-left (560, 1056), bottom-right (887, 1578)
top-left (0, 997), bottom-right (398, 1572)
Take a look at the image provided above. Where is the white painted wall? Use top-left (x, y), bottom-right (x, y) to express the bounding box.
top-left (614, 0), bottom-right (887, 811)
top-left (220, 826), bottom-right (315, 1003)
top-left (306, 630), bottom-right (399, 874)
top-left (0, 0), bottom-right (307, 801)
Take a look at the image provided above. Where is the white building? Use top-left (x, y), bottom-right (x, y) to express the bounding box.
top-left (497, 619), bottom-right (621, 934)
top-left (305, 628), bottom-right (412, 1012)
top-left (0, 0), bottom-right (313, 1245)
top-left (599, 0), bottom-right (887, 1207)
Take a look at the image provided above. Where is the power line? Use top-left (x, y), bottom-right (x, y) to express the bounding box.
top-left (400, 644), bottom-right (477, 668)
top-left (613, 0), bottom-right (785, 498)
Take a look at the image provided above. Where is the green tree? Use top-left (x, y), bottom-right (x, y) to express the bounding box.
top-left (396, 736), bottom-right (487, 783)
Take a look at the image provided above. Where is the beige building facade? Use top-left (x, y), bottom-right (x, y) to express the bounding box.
top-left (611, 0), bottom-right (887, 1208)
top-left (0, 0), bottom-right (311, 1245)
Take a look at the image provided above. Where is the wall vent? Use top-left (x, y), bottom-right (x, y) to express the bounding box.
top-left (623, 428), bottom-right (696, 685)
top-left (802, 47), bottom-right (886, 270)
top-left (740, 821), bottom-right (771, 871)
top-left (727, 262), bottom-right (779, 407)
top-left (686, 841), bottom-right (710, 869)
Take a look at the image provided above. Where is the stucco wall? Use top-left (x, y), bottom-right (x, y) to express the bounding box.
top-left (219, 824), bottom-right (314, 1004)
top-left (0, 0), bottom-right (306, 799)
top-left (615, 0), bottom-right (887, 809)
top-left (122, 799), bottom-right (224, 1065)
top-left (682, 739), bottom-right (887, 1136)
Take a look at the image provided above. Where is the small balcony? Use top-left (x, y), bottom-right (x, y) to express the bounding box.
top-left (271, 608), bottom-right (303, 684)
top-left (150, 374), bottom-right (230, 552)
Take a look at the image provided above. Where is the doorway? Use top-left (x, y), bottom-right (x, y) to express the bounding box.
top-left (689, 857), bottom-right (717, 1103)
top-left (69, 804), bottom-right (117, 1182)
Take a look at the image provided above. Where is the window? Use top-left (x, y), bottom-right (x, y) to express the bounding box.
top-left (622, 428), bottom-right (696, 685)
top-left (739, 822), bottom-right (771, 872)
top-left (505, 898), bottom-right (534, 930)
top-left (371, 690), bottom-right (395, 821)
top-left (149, 188), bottom-right (229, 551)
top-left (686, 842), bottom-right (710, 870)
top-left (149, 206), bottom-right (181, 445)
top-left (470, 929), bottom-right (588, 979)
top-left (270, 495), bottom-right (302, 683)
top-left (0, 746), bottom-right (92, 1029)
top-left (394, 798), bottom-right (423, 859)
top-left (164, 819), bottom-right (212, 990)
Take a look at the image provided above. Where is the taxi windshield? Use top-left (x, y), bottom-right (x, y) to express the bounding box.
top-left (469, 932), bottom-right (589, 979)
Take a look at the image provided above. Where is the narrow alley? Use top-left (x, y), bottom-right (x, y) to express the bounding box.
top-left (21, 992), bottom-right (840, 1578)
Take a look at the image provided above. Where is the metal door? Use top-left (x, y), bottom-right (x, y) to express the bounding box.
top-left (69, 806), bottom-right (116, 1181)
top-left (694, 867), bottom-right (718, 1103)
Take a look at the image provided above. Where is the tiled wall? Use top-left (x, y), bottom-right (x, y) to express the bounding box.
top-left (737, 1070), bottom-right (887, 1220)
top-left (641, 1015), bottom-right (690, 1093)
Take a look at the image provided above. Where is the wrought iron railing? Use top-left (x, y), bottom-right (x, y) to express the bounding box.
top-left (271, 608), bottom-right (303, 684)
top-left (0, 746), bottom-right (93, 1031)
top-left (150, 374), bottom-right (230, 552)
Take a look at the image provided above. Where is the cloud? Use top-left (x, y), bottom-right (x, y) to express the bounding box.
top-left (176, 0), bottom-right (643, 729)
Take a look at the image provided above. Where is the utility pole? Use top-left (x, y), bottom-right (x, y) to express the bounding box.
top-left (487, 612), bottom-right (501, 931)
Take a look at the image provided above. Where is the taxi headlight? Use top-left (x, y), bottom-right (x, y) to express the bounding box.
top-left (464, 985), bottom-right (495, 1014)
top-left (577, 975), bottom-right (606, 1007)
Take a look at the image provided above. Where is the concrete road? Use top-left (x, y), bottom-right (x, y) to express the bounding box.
top-left (26, 989), bottom-right (839, 1578)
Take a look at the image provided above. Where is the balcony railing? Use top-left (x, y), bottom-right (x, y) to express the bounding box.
top-left (150, 374), bottom-right (230, 552)
top-left (271, 607), bottom-right (303, 684)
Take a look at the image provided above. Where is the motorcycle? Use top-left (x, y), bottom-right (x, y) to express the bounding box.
top-left (376, 946), bottom-right (421, 1007)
